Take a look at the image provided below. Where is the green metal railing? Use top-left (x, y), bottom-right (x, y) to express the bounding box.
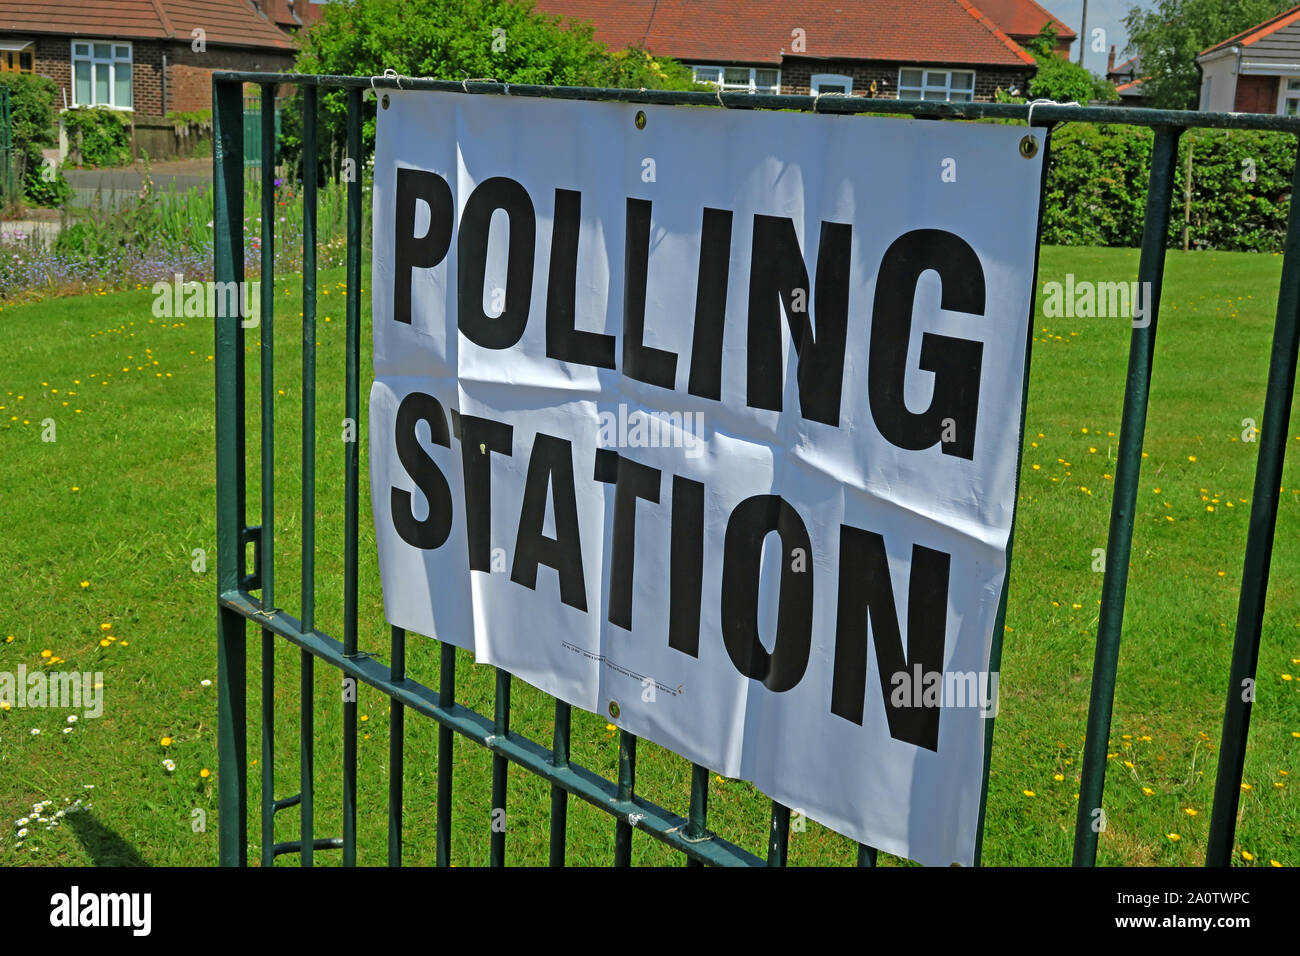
top-left (0, 87), bottom-right (14, 205)
top-left (214, 72), bottom-right (1300, 867)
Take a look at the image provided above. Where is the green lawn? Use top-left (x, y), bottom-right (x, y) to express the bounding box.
top-left (1, 246), bottom-right (1298, 867)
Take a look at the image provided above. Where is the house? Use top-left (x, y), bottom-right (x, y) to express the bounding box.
top-left (0, 0), bottom-right (301, 119)
top-left (971, 0), bottom-right (1076, 56)
top-left (531, 0), bottom-right (1043, 102)
top-left (1106, 48), bottom-right (1150, 107)
top-left (1197, 4), bottom-right (1300, 114)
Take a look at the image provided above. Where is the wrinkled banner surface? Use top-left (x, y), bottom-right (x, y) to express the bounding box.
top-left (369, 90), bottom-right (1043, 866)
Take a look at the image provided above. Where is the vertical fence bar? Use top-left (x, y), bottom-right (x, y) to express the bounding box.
top-left (260, 633), bottom-right (274, 866)
top-left (974, 131), bottom-right (1053, 866)
top-left (549, 700), bottom-right (570, 867)
top-left (298, 83), bottom-right (318, 870)
top-left (681, 764), bottom-right (712, 868)
top-left (257, 86), bottom-right (277, 868)
top-left (258, 85), bottom-right (277, 613)
top-left (857, 844), bottom-right (878, 867)
top-left (490, 669), bottom-right (511, 866)
top-left (685, 763), bottom-right (709, 867)
top-left (767, 801), bottom-right (790, 866)
top-left (613, 732), bottom-right (638, 866)
top-left (436, 642), bottom-right (456, 867)
top-left (341, 85), bottom-right (363, 869)
top-left (1206, 138), bottom-right (1300, 866)
top-left (1073, 126), bottom-right (1182, 867)
top-left (214, 76), bottom-right (248, 867)
top-left (300, 90), bottom-right (318, 634)
top-left (300, 651), bottom-right (313, 866)
top-left (388, 625), bottom-right (406, 866)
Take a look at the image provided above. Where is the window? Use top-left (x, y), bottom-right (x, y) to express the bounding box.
top-left (897, 68), bottom-right (975, 102)
top-left (811, 73), bottom-right (853, 95)
top-left (0, 41), bottom-right (34, 74)
top-left (71, 40), bottom-right (132, 109)
top-left (1279, 78), bottom-right (1300, 116)
top-left (692, 65), bottom-right (781, 93)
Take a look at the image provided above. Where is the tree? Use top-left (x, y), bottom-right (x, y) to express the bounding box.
top-left (1021, 24), bottom-right (1118, 103)
top-left (287, 0), bottom-right (701, 179)
top-left (0, 73), bottom-right (71, 207)
top-left (1124, 0), bottom-right (1298, 110)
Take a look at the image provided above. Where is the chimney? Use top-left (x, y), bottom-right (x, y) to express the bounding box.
top-left (1107, 45), bottom-right (1115, 74)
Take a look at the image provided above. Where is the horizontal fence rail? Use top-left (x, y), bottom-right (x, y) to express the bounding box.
top-left (214, 72), bottom-right (1300, 867)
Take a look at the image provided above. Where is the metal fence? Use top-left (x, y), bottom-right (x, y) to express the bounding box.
top-left (213, 72), bottom-right (1300, 867)
top-left (242, 95), bottom-right (281, 169)
top-left (0, 86), bottom-right (14, 205)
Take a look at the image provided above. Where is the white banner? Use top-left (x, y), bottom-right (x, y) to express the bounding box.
top-left (369, 90), bottom-right (1043, 866)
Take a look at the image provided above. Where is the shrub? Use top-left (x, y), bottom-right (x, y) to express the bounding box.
top-left (1042, 124), bottom-right (1294, 251)
top-left (0, 72), bottom-right (72, 207)
top-left (62, 107), bottom-right (132, 168)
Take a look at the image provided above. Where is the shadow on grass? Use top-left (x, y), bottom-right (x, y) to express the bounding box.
top-left (65, 811), bottom-right (150, 867)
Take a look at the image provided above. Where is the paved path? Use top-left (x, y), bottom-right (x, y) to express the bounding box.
top-left (62, 158), bottom-right (214, 194)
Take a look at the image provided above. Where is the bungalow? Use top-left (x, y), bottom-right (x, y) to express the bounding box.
top-left (1197, 4), bottom-right (1300, 115)
top-left (0, 0), bottom-right (302, 119)
top-left (531, 0), bottom-right (1047, 102)
top-left (972, 0), bottom-right (1076, 55)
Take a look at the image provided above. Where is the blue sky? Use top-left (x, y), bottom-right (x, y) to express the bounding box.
top-left (1042, 0), bottom-right (1157, 74)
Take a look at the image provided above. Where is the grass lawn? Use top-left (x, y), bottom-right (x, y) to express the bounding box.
top-left (1, 245), bottom-right (1298, 867)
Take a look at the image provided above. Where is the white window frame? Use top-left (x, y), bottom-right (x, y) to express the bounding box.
top-left (811, 73), bottom-right (854, 96)
top-left (691, 65), bottom-right (781, 94)
top-left (1277, 76), bottom-right (1300, 116)
top-left (897, 67), bottom-right (976, 102)
top-left (70, 39), bottom-right (133, 110)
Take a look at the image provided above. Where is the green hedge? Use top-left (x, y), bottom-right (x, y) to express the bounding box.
top-left (1042, 124), bottom-right (1295, 252)
top-left (0, 72), bottom-right (72, 207)
top-left (62, 106), bottom-right (132, 168)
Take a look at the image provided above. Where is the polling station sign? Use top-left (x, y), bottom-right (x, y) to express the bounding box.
top-left (368, 90), bottom-right (1044, 866)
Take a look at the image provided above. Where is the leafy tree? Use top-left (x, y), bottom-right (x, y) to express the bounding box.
top-left (1021, 24), bottom-right (1118, 103)
top-left (286, 0), bottom-right (702, 179)
top-left (0, 73), bottom-right (72, 207)
top-left (1124, 0), bottom-right (1298, 110)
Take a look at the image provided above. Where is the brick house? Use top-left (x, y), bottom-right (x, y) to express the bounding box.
top-left (0, 0), bottom-right (304, 121)
top-left (970, 0), bottom-right (1076, 55)
top-left (531, 0), bottom-right (1044, 102)
top-left (1197, 4), bottom-right (1300, 115)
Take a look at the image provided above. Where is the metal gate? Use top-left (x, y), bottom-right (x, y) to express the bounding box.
top-left (0, 86), bottom-right (14, 205)
top-left (213, 72), bottom-right (1300, 867)
top-left (242, 95), bottom-right (280, 169)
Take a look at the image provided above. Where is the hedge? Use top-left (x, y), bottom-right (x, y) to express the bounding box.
top-left (1042, 124), bottom-right (1295, 252)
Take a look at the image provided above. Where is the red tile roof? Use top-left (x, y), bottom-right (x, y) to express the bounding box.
top-left (0, 0), bottom-right (297, 50)
top-left (969, 0), bottom-right (1075, 41)
top-left (531, 0), bottom-right (1036, 67)
top-left (1201, 3), bottom-right (1300, 56)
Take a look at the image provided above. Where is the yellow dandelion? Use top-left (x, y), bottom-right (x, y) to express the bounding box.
top-left (1188, 455), bottom-right (1197, 462)
top-left (1241, 783), bottom-right (1253, 791)
top-left (1054, 773), bottom-right (1064, 781)
top-left (200, 768), bottom-right (211, 779)
top-left (1023, 789), bottom-right (1036, 797)
top-left (40, 649), bottom-right (52, 658)
top-left (79, 580), bottom-right (89, 588)
top-left (1271, 860), bottom-right (1282, 867)
top-left (1184, 807), bottom-right (1198, 816)
top-left (1142, 787), bottom-right (1155, 795)
top-left (99, 639), bottom-right (111, 647)
top-left (1242, 851), bottom-right (1254, 861)
top-left (1168, 833), bottom-right (1181, 842)
top-left (161, 736), bottom-right (172, 747)
top-left (100, 623), bottom-right (111, 631)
